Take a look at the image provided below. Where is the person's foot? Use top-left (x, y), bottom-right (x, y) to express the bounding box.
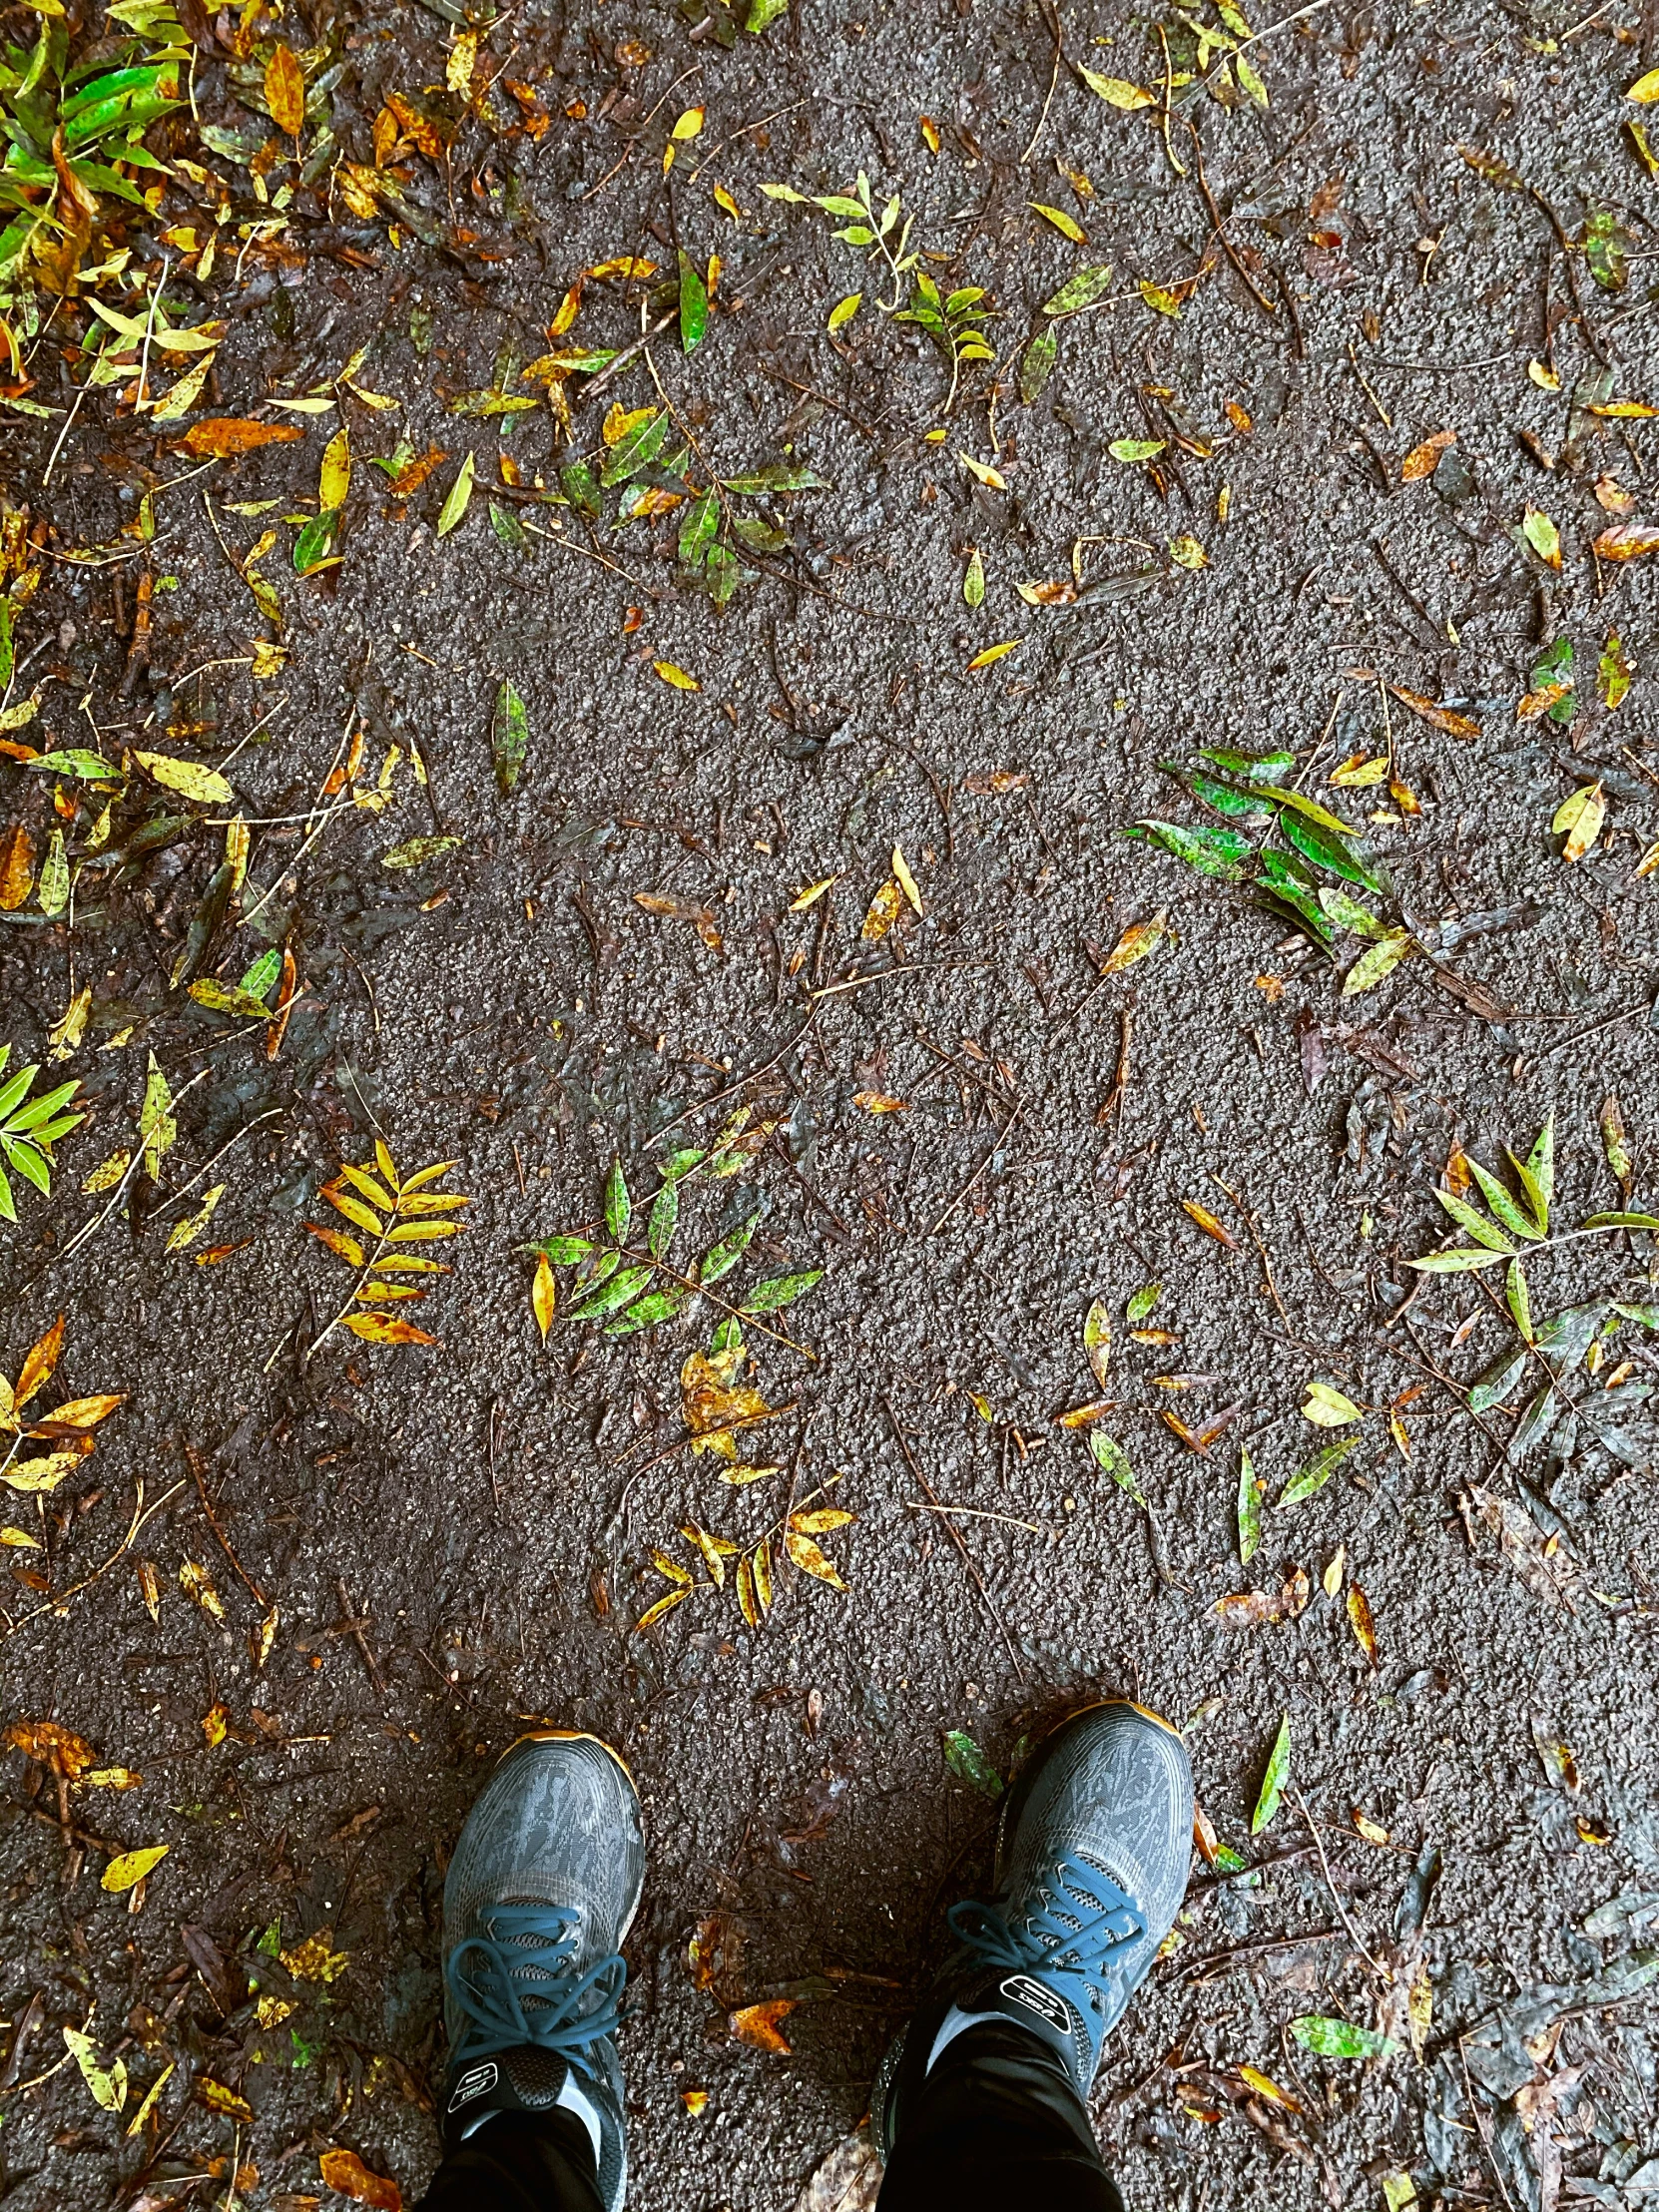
top-left (439, 1731), bottom-right (644, 2209)
top-left (877, 1700), bottom-right (1193, 2147)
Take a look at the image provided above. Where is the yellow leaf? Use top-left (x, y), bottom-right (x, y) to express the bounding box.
top-left (1168, 534), bottom-right (1208, 569)
top-left (729, 1998), bottom-right (795, 2051)
top-left (341, 1313), bottom-right (437, 1345)
top-left (532, 1252), bottom-right (556, 1342)
top-left (265, 41), bottom-right (305, 138)
top-left (828, 291), bottom-right (861, 332)
top-left (1302, 1381), bottom-right (1364, 1426)
top-left (957, 451), bottom-right (1008, 489)
top-left (1030, 201), bottom-right (1086, 243)
top-left (1627, 66), bottom-right (1659, 99)
top-left (338, 1160), bottom-right (396, 1211)
top-left (966, 640), bottom-right (1021, 671)
top-left (919, 113), bottom-right (942, 152)
top-left (1080, 68), bottom-right (1155, 108)
top-left (654, 661), bottom-right (701, 691)
top-left (1100, 908), bottom-right (1166, 973)
top-left (319, 426), bottom-right (351, 512)
top-left (281, 1929), bottom-right (351, 1983)
top-left (1553, 781), bottom-right (1605, 862)
top-left (3, 1451), bottom-right (82, 1493)
top-left (1521, 503), bottom-right (1561, 570)
top-left (713, 183), bottom-right (742, 218)
top-left (133, 752), bottom-right (235, 806)
top-left (102, 1843), bottom-right (170, 1893)
top-left (891, 844), bottom-right (922, 915)
top-left (860, 876), bottom-right (903, 940)
top-left (83, 1766), bottom-right (143, 1789)
top-left (672, 104), bottom-right (706, 139)
top-left (1, 1525), bottom-right (42, 1548)
top-left (635, 1585), bottom-right (691, 1632)
top-left (324, 1184), bottom-right (385, 1239)
top-left (125, 2060), bottom-right (174, 2137)
top-left (306, 1220), bottom-right (365, 1268)
top-left (784, 1529), bottom-right (847, 1588)
top-left (446, 28), bottom-right (479, 96)
top-left (1139, 280), bottom-right (1183, 317)
top-left (16, 1316), bottom-right (64, 1407)
top-left (1240, 2062), bottom-right (1300, 2110)
top-left (789, 873), bottom-right (838, 910)
top-left (197, 2076), bottom-right (255, 2122)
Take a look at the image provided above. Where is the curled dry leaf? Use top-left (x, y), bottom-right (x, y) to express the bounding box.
top-left (729, 1998), bottom-right (796, 2053)
top-left (318, 2147), bottom-right (402, 2211)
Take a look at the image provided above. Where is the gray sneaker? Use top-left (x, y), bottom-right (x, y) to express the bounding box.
top-left (877, 1700), bottom-right (1193, 2145)
top-left (439, 1731), bottom-right (645, 2210)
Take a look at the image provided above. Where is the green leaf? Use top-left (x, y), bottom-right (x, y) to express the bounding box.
top-left (1126, 820), bottom-right (1252, 878)
top-left (1039, 265), bottom-right (1114, 316)
top-left (1468, 1345), bottom-right (1528, 1415)
top-left (239, 945), bottom-right (281, 1000)
top-left (660, 1148), bottom-right (706, 1183)
top-left (491, 678), bottom-right (529, 796)
top-left (1186, 768), bottom-right (1276, 822)
top-left (604, 1157), bottom-right (631, 1245)
top-left (1277, 1434), bottom-right (1358, 1508)
top-left (1252, 1715), bottom-right (1291, 1834)
top-left (720, 464), bottom-right (831, 493)
top-left (600, 409), bottom-right (668, 488)
top-left (1432, 1187), bottom-right (1515, 1255)
top-left (37, 828), bottom-right (68, 916)
top-left (381, 834), bottom-right (460, 869)
top-left (699, 1212), bottom-right (761, 1284)
top-left (1612, 1302), bottom-right (1659, 1329)
top-left (1516, 1114), bottom-right (1554, 1230)
top-left (1277, 809), bottom-right (1382, 892)
top-left (1290, 2015), bottom-right (1395, 2060)
top-left (746, 0), bottom-right (789, 31)
top-left (1018, 327), bottom-right (1058, 405)
top-left (1465, 1157), bottom-right (1543, 1242)
top-left (560, 459), bottom-right (603, 518)
top-left (1505, 1260), bottom-right (1533, 1344)
top-left (677, 487), bottom-right (719, 571)
top-left (1090, 1429), bottom-right (1145, 1507)
top-left (1198, 745), bottom-right (1296, 782)
top-left (607, 1286), bottom-right (692, 1335)
top-left (1406, 1246), bottom-right (1509, 1272)
top-left (188, 979), bottom-right (274, 1018)
top-left (1585, 1211), bottom-right (1659, 1231)
top-left (1127, 1283), bottom-right (1161, 1323)
top-left (27, 749), bottom-right (120, 783)
top-left (1318, 885), bottom-right (1387, 939)
top-left (1343, 929), bottom-right (1413, 996)
top-left (1109, 436), bottom-right (1166, 464)
top-left (1237, 1444), bottom-right (1263, 1564)
top-left (963, 546), bottom-right (985, 607)
top-left (942, 1729), bottom-right (1003, 1800)
top-left (528, 1234), bottom-right (594, 1264)
top-left (292, 506), bottom-right (342, 576)
top-left (436, 452), bottom-right (476, 536)
top-left (678, 250), bottom-right (709, 352)
top-left (646, 1180), bottom-right (679, 1261)
top-left (743, 1269), bottom-right (824, 1312)
top-left (565, 1262), bottom-right (653, 1323)
top-left (490, 501), bottom-right (529, 551)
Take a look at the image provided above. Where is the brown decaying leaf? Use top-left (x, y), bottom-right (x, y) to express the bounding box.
top-left (1386, 683), bottom-right (1480, 739)
top-left (1468, 1485), bottom-right (1580, 1613)
top-left (180, 418), bottom-right (305, 458)
top-left (635, 891), bottom-right (723, 951)
top-left (4, 1717), bottom-right (96, 1775)
top-left (1099, 907), bottom-right (1167, 974)
top-left (0, 822), bottom-right (34, 909)
top-left (265, 42), bottom-right (306, 137)
top-left (1214, 1566), bottom-right (1310, 1628)
top-left (682, 1348), bottom-right (774, 1460)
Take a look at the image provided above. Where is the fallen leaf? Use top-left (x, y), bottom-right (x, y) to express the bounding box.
top-left (730, 1999), bottom-right (796, 2053)
top-left (1302, 1381), bottom-right (1363, 1426)
top-left (1386, 684), bottom-right (1479, 739)
top-left (1400, 429), bottom-right (1455, 480)
top-left (1180, 1197), bottom-right (1237, 1249)
top-left (653, 661), bottom-right (701, 691)
top-left (1029, 201), bottom-right (1086, 243)
top-left (1593, 520), bottom-right (1659, 561)
top-left (1100, 908), bottom-right (1166, 973)
top-left (265, 42), bottom-right (305, 137)
top-left (103, 1843), bottom-right (169, 1893)
top-left (318, 2147), bottom-right (401, 2210)
top-left (1553, 782), bottom-right (1605, 862)
top-left (181, 418), bottom-right (305, 458)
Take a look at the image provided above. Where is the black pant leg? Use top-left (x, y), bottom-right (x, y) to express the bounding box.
top-left (876, 2021), bottom-right (1124, 2212)
top-left (416, 2108), bottom-right (605, 2212)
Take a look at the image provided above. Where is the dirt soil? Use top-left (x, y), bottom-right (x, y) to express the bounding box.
top-left (4, 0), bottom-right (1659, 2207)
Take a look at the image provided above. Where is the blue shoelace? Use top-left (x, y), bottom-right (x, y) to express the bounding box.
top-left (947, 1854), bottom-right (1144, 2000)
top-left (446, 1905), bottom-right (627, 2081)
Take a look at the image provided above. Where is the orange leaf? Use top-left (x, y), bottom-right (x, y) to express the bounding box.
top-left (305, 1220), bottom-right (365, 1269)
top-left (1400, 429), bottom-right (1455, 481)
top-left (341, 1313), bottom-right (436, 1346)
top-left (15, 1316), bottom-right (65, 1409)
top-left (319, 2147), bottom-right (402, 2210)
top-left (1593, 520), bottom-right (1659, 561)
top-left (3, 1717), bottom-right (96, 1775)
top-left (1385, 684), bottom-right (1480, 740)
top-left (729, 1999), bottom-right (796, 2053)
top-left (1180, 1199), bottom-right (1237, 1250)
top-left (265, 42), bottom-right (306, 138)
top-left (0, 822), bottom-right (34, 910)
top-left (181, 418), bottom-right (305, 458)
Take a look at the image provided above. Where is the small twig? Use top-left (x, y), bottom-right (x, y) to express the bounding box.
top-left (647, 1008), bottom-right (820, 1143)
top-left (0, 1479), bottom-right (186, 1644)
top-left (575, 310), bottom-right (677, 406)
top-left (930, 1103), bottom-right (1026, 1236)
top-left (884, 1393), bottom-right (1024, 1679)
top-left (1189, 129), bottom-right (1278, 318)
top-left (336, 1577), bottom-right (387, 1698)
top-left (1294, 1784), bottom-right (1383, 1975)
top-left (186, 1443), bottom-right (269, 1610)
top-left (1020, 0), bottom-right (1064, 165)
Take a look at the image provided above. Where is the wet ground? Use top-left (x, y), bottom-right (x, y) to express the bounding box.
top-left (3, 0), bottom-right (1659, 2206)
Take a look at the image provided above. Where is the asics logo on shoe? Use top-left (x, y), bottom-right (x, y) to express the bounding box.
top-left (447, 2061), bottom-right (499, 2112)
top-left (998, 1974), bottom-right (1075, 2036)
